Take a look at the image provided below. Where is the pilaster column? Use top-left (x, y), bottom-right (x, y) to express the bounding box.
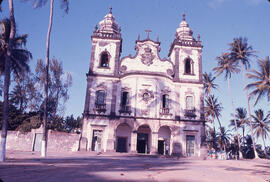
top-left (151, 132), bottom-right (158, 154)
top-left (110, 81), bottom-right (118, 116)
top-left (173, 48), bottom-right (180, 82)
top-left (130, 131), bottom-right (137, 153)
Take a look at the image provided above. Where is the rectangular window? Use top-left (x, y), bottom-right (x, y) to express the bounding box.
top-left (162, 94), bottom-right (169, 108)
top-left (186, 96), bottom-right (194, 110)
top-left (121, 91), bottom-right (129, 106)
top-left (96, 90), bottom-right (105, 105)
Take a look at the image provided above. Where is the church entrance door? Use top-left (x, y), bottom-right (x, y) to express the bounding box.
top-left (137, 125), bottom-right (151, 154)
top-left (186, 135), bottom-right (195, 157)
top-left (137, 133), bottom-right (148, 153)
top-left (158, 140), bottom-right (164, 155)
top-left (116, 137), bottom-right (127, 152)
top-left (91, 130), bottom-right (102, 152)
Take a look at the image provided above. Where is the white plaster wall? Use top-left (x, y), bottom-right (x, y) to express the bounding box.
top-left (92, 38), bottom-right (120, 75)
top-left (179, 83), bottom-right (203, 120)
top-left (179, 47), bottom-right (201, 81)
top-left (169, 45), bottom-right (202, 81)
top-left (89, 78), bottom-right (116, 115)
top-left (116, 75), bottom-right (182, 119)
top-left (121, 40), bottom-right (173, 75)
top-left (179, 122), bottom-right (202, 156)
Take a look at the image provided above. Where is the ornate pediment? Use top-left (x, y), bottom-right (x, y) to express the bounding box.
top-left (141, 47), bottom-right (155, 66)
top-left (120, 39), bottom-right (174, 78)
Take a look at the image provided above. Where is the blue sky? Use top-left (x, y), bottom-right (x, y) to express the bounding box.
top-left (1, 0), bottom-right (269, 144)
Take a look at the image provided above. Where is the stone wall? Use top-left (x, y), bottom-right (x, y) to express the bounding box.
top-left (47, 130), bottom-right (81, 152)
top-left (5, 129), bottom-right (81, 152)
top-left (6, 131), bottom-right (33, 151)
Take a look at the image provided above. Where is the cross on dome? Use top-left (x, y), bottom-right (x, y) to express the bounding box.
top-left (109, 6), bottom-right (112, 14)
top-left (145, 29), bottom-right (152, 40)
top-left (182, 13), bottom-right (185, 21)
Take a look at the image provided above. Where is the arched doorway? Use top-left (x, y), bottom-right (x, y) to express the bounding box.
top-left (137, 125), bottom-right (151, 154)
top-left (115, 123), bottom-right (132, 153)
top-left (158, 126), bottom-right (171, 155)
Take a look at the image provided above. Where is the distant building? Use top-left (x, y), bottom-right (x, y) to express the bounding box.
top-left (82, 8), bottom-right (205, 157)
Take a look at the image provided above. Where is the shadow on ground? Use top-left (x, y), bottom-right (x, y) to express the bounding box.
top-left (0, 154), bottom-right (189, 182)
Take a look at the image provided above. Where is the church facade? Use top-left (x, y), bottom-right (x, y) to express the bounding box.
top-left (82, 9), bottom-right (206, 157)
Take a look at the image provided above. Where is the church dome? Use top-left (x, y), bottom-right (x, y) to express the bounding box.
top-left (176, 13), bottom-right (194, 41)
top-left (98, 7), bottom-right (121, 35)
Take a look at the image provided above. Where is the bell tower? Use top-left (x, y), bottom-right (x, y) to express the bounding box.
top-left (88, 7), bottom-right (122, 77)
top-left (168, 13), bottom-right (202, 83)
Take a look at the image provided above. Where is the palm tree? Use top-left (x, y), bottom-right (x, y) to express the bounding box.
top-left (204, 95), bottom-right (223, 130)
top-left (0, 6), bottom-right (32, 162)
top-left (246, 56), bottom-right (270, 105)
top-left (229, 107), bottom-right (248, 139)
top-left (203, 72), bottom-right (218, 97)
top-left (213, 52), bottom-right (243, 158)
top-left (228, 37), bottom-right (258, 158)
top-left (216, 126), bottom-right (231, 152)
top-left (205, 125), bottom-right (218, 151)
top-left (27, 0), bottom-right (69, 157)
top-left (252, 109), bottom-right (270, 155)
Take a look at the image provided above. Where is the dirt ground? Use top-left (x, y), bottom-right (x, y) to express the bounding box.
top-left (0, 150), bottom-right (269, 182)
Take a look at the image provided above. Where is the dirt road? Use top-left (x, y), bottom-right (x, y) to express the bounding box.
top-left (0, 151), bottom-right (269, 182)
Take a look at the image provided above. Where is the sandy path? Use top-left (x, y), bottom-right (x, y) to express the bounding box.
top-left (0, 151), bottom-right (269, 182)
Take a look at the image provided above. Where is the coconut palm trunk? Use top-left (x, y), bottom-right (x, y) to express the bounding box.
top-left (216, 115), bottom-right (222, 130)
top-left (242, 64), bottom-right (258, 158)
top-left (41, 0), bottom-right (54, 157)
top-left (262, 136), bottom-right (267, 155)
top-left (0, 0), bottom-right (16, 162)
top-left (227, 78), bottom-right (243, 159)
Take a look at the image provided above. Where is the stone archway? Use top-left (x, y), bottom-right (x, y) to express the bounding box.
top-left (137, 125), bottom-right (152, 154)
top-left (115, 123), bottom-right (132, 153)
top-left (158, 126), bottom-right (171, 155)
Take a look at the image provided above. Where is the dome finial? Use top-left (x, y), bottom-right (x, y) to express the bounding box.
top-left (182, 12), bottom-right (185, 21)
top-left (109, 6), bottom-right (112, 14)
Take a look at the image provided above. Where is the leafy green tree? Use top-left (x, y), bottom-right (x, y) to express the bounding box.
top-left (252, 109), bottom-right (270, 155)
top-left (228, 37), bottom-right (258, 158)
top-left (246, 56), bottom-right (270, 105)
top-left (63, 115), bottom-right (82, 133)
top-left (9, 73), bottom-right (33, 112)
top-left (26, 0), bottom-right (69, 157)
top-left (0, 16), bottom-right (32, 162)
top-left (32, 59), bottom-right (72, 120)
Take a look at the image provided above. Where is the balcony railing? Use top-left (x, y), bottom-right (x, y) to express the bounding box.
top-left (184, 108), bottom-right (196, 118)
top-left (160, 108), bottom-right (172, 116)
top-left (94, 103), bottom-right (106, 114)
top-left (119, 105), bottom-right (131, 115)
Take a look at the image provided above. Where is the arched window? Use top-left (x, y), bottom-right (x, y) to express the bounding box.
top-left (96, 90), bottom-right (106, 105)
top-left (100, 52), bottom-right (109, 67)
top-left (184, 58), bottom-right (193, 74)
top-left (186, 96), bottom-right (194, 110)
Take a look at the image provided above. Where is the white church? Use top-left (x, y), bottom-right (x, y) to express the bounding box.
top-left (82, 8), bottom-right (206, 157)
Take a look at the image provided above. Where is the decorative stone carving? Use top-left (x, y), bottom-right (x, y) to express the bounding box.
top-left (167, 69), bottom-right (174, 76)
top-left (120, 65), bottom-right (127, 73)
top-left (96, 82), bottom-right (107, 90)
top-left (141, 47), bottom-right (155, 66)
top-left (139, 89), bottom-right (154, 103)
